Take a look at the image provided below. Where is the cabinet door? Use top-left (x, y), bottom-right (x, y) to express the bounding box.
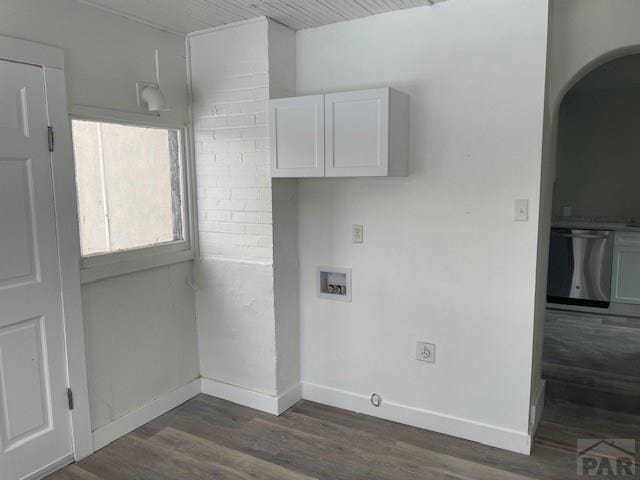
top-left (325, 88), bottom-right (389, 177)
top-left (270, 95), bottom-right (324, 178)
top-left (612, 233), bottom-right (640, 304)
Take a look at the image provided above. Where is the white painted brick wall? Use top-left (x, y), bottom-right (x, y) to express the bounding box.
top-left (191, 18), bottom-right (298, 401)
top-left (193, 44), bottom-right (273, 262)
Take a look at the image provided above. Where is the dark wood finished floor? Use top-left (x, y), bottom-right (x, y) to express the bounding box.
top-left (543, 309), bottom-right (640, 413)
top-left (48, 395), bottom-right (640, 480)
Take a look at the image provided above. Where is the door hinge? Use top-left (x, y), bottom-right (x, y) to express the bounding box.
top-left (67, 388), bottom-right (74, 411)
top-left (48, 126), bottom-right (54, 152)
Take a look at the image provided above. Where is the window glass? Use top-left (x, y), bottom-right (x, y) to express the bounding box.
top-left (71, 120), bottom-right (183, 257)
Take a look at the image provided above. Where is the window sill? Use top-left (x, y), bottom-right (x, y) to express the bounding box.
top-left (80, 244), bottom-right (194, 284)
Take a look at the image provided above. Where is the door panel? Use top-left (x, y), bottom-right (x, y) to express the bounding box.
top-left (613, 248), bottom-right (640, 304)
top-left (0, 158), bottom-right (39, 289)
top-left (612, 233), bottom-right (640, 305)
top-left (325, 88), bottom-right (389, 177)
top-left (333, 99), bottom-right (380, 168)
top-left (0, 317), bottom-right (51, 452)
top-left (0, 60), bottom-right (72, 480)
top-left (0, 86), bottom-right (21, 131)
top-left (269, 95), bottom-right (324, 177)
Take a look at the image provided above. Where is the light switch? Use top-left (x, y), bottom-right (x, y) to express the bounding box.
top-left (352, 224), bottom-right (364, 243)
top-left (514, 199), bottom-right (529, 222)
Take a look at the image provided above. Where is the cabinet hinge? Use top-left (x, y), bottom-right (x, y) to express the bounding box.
top-left (67, 388), bottom-right (74, 411)
top-left (48, 126), bottom-right (54, 152)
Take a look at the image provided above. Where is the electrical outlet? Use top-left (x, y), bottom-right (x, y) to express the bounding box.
top-left (416, 341), bottom-right (436, 363)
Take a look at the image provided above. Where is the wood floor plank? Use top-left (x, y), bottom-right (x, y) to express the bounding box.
top-left (139, 426), bottom-right (319, 480)
top-left (139, 400), bottom-right (467, 480)
top-left (252, 412), bottom-right (538, 480)
top-left (46, 394), bottom-right (640, 480)
top-left (289, 400), bottom-right (572, 480)
top-left (544, 399), bottom-right (640, 432)
top-left (79, 435), bottom-right (250, 480)
top-left (45, 465), bottom-right (103, 480)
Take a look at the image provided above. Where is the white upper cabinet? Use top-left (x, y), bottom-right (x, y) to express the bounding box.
top-left (326, 88), bottom-right (407, 177)
top-left (270, 95), bottom-right (324, 178)
top-left (269, 88), bottom-right (409, 178)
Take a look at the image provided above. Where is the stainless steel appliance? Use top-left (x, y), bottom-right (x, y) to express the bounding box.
top-left (547, 228), bottom-right (614, 308)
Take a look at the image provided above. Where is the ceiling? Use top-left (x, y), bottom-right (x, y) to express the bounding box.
top-left (77, 0), bottom-right (447, 35)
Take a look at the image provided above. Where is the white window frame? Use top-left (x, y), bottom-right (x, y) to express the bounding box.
top-left (70, 107), bottom-right (196, 284)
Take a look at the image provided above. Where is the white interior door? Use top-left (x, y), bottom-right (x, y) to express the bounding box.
top-left (0, 60), bottom-right (72, 479)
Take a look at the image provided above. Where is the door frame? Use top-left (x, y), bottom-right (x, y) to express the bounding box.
top-left (0, 35), bottom-right (94, 461)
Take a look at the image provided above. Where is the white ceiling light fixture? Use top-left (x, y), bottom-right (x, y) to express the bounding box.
top-left (137, 49), bottom-right (169, 112)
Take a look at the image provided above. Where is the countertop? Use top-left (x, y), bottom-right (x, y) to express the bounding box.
top-left (552, 220), bottom-right (640, 233)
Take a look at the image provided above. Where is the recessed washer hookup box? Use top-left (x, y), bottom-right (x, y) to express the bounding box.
top-left (317, 267), bottom-right (352, 302)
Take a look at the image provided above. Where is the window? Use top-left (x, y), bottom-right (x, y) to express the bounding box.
top-left (71, 120), bottom-right (185, 258)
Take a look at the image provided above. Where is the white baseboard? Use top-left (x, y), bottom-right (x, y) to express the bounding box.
top-left (89, 377), bottom-right (530, 458)
top-left (276, 382), bottom-right (303, 414)
top-left (200, 378), bottom-right (301, 415)
top-left (301, 381), bottom-right (532, 455)
top-left (23, 453), bottom-right (73, 480)
top-left (529, 379), bottom-right (546, 436)
top-left (92, 379), bottom-right (201, 451)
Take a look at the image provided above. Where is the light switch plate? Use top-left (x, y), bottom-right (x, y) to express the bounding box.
top-left (514, 199), bottom-right (529, 222)
top-left (352, 224), bottom-right (364, 243)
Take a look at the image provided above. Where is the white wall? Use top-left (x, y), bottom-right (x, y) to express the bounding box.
top-left (0, 0), bottom-right (199, 431)
top-left (190, 19), bottom-right (300, 398)
top-left (547, 0), bottom-right (640, 112)
top-left (269, 22), bottom-right (300, 395)
top-left (554, 87), bottom-right (640, 221)
top-left (296, 0), bottom-right (548, 451)
top-left (190, 19), bottom-right (272, 263)
top-left (0, 0), bottom-right (187, 126)
top-left (190, 19), bottom-right (277, 395)
top-left (82, 263), bottom-right (198, 429)
top-left (531, 0), bottom-right (640, 413)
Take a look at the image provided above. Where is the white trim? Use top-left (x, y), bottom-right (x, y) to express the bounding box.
top-left (92, 379), bottom-right (201, 451)
top-left (301, 382), bottom-right (532, 455)
top-left (82, 239), bottom-right (189, 273)
top-left (20, 453), bottom-right (74, 480)
top-left (277, 383), bottom-right (303, 414)
top-left (187, 17), bottom-right (267, 39)
top-left (200, 378), bottom-right (302, 415)
top-left (185, 39), bottom-right (200, 259)
top-left (71, 104), bottom-right (183, 129)
top-left (81, 248), bottom-right (194, 284)
top-left (44, 66), bottom-right (95, 460)
top-left (529, 380), bottom-right (546, 437)
top-left (198, 255), bottom-right (273, 267)
top-left (91, 378), bottom-right (300, 452)
top-left (69, 113), bottom-right (197, 283)
top-left (0, 35), bottom-right (64, 68)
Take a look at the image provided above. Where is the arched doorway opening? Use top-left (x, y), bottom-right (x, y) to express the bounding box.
top-left (541, 52), bottom-right (640, 415)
